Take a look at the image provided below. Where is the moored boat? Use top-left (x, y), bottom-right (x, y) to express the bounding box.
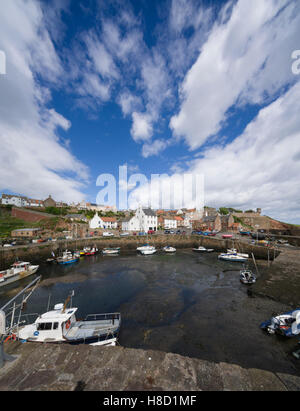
top-left (240, 268), bottom-right (256, 284)
top-left (15, 293), bottom-right (121, 346)
top-left (193, 246), bottom-right (214, 253)
top-left (0, 261), bottom-right (39, 287)
top-left (218, 253), bottom-right (248, 262)
top-left (260, 309), bottom-right (300, 337)
top-left (163, 246), bottom-right (176, 253)
top-left (227, 248), bottom-right (249, 258)
top-left (102, 247), bottom-right (120, 255)
top-left (56, 250), bottom-right (79, 265)
top-left (139, 246), bottom-right (157, 255)
top-left (84, 246), bottom-right (98, 256)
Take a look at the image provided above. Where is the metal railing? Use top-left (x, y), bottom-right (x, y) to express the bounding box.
top-left (84, 312), bottom-right (120, 322)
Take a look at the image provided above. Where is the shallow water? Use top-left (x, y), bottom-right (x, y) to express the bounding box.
top-left (0, 250), bottom-right (299, 375)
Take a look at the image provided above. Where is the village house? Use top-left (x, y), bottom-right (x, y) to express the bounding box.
top-left (43, 195), bottom-right (56, 208)
top-left (65, 214), bottom-right (88, 223)
top-left (28, 198), bottom-right (44, 207)
top-left (1, 194), bottom-right (29, 207)
top-left (135, 206), bottom-right (158, 232)
top-left (196, 214), bottom-right (222, 231)
top-left (121, 206), bottom-right (157, 232)
top-left (174, 216), bottom-right (184, 227)
top-left (220, 214), bottom-right (235, 231)
top-left (121, 215), bottom-right (140, 232)
top-left (158, 216), bottom-right (177, 229)
top-left (89, 213), bottom-right (117, 229)
top-left (11, 228), bottom-right (41, 237)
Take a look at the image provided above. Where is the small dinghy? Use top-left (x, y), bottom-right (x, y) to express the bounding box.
top-left (102, 247), bottom-right (120, 255)
top-left (193, 246), bottom-right (214, 253)
top-left (163, 246), bottom-right (176, 253)
top-left (260, 308), bottom-right (300, 337)
top-left (240, 268), bottom-right (256, 284)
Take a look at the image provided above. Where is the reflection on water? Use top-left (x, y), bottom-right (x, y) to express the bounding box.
top-left (0, 250), bottom-right (298, 375)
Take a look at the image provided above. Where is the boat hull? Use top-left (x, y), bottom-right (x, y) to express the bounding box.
top-left (57, 258), bottom-right (79, 265)
top-left (0, 266), bottom-right (39, 287)
top-left (218, 255), bottom-right (247, 262)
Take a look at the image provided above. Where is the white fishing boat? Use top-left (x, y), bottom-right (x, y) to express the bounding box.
top-left (136, 244), bottom-right (153, 251)
top-left (15, 292), bottom-right (121, 346)
top-left (218, 252), bottom-right (248, 262)
top-left (0, 261), bottom-right (39, 287)
top-left (163, 246), bottom-right (176, 253)
top-left (140, 247), bottom-right (157, 255)
top-left (102, 247), bottom-right (120, 255)
top-left (227, 248), bottom-right (249, 258)
top-left (193, 246), bottom-right (214, 253)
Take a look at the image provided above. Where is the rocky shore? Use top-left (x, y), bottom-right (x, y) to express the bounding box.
top-left (251, 247), bottom-right (300, 307)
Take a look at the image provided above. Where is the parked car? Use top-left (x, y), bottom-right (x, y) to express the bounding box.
top-left (148, 230), bottom-right (155, 234)
top-left (3, 243), bottom-right (12, 247)
top-left (164, 230), bottom-right (170, 234)
top-left (120, 232), bottom-right (130, 236)
top-left (103, 232), bottom-right (114, 237)
top-left (138, 232), bottom-right (146, 236)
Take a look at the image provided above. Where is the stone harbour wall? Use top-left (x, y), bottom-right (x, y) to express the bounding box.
top-left (0, 342), bottom-right (300, 391)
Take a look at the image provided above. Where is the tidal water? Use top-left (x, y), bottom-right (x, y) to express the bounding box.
top-left (0, 250), bottom-right (299, 376)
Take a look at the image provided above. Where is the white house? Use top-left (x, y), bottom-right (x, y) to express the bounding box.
top-left (89, 213), bottom-right (117, 229)
top-left (135, 206), bottom-right (157, 232)
top-left (1, 194), bottom-right (29, 207)
top-left (158, 216), bottom-right (177, 229)
top-left (121, 206), bottom-right (157, 232)
top-left (121, 215), bottom-right (140, 232)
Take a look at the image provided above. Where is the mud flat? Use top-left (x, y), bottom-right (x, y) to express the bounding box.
top-left (251, 247), bottom-right (300, 307)
top-left (1, 342), bottom-right (300, 391)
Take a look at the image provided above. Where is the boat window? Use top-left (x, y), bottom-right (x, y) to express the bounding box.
top-left (53, 322), bottom-right (59, 329)
top-left (37, 322), bottom-right (53, 331)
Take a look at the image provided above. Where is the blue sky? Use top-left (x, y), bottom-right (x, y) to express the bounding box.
top-left (0, 0), bottom-right (300, 222)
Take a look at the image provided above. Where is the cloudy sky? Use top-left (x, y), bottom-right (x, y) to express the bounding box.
top-left (0, 0), bottom-right (300, 222)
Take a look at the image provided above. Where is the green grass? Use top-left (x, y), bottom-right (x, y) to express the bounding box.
top-left (0, 215), bottom-right (63, 238)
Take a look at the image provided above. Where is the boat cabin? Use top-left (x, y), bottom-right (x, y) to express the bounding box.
top-left (18, 303), bottom-right (77, 342)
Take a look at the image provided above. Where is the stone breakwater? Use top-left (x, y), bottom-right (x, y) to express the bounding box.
top-left (0, 235), bottom-right (280, 269)
top-left (0, 342), bottom-right (299, 391)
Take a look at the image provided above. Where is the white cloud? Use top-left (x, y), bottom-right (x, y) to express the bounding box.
top-left (130, 112), bottom-right (153, 142)
top-left (142, 140), bottom-right (169, 158)
top-left (118, 91), bottom-right (142, 116)
top-left (170, 0), bottom-right (300, 150)
top-left (132, 81), bottom-right (300, 223)
top-left (0, 0), bottom-right (88, 202)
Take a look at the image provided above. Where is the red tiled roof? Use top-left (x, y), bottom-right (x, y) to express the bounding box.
top-left (100, 217), bottom-right (117, 222)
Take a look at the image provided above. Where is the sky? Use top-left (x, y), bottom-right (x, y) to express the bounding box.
top-left (0, 0), bottom-right (300, 222)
